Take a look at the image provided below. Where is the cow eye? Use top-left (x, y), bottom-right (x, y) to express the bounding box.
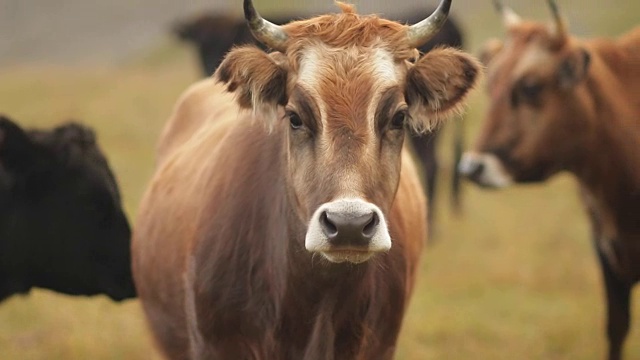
top-left (521, 82), bottom-right (543, 100)
top-left (512, 80), bottom-right (544, 108)
top-left (287, 111), bottom-right (303, 130)
top-left (390, 110), bottom-right (407, 130)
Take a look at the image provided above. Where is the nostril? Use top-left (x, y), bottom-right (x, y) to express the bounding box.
top-left (319, 211), bottom-right (338, 238)
top-left (470, 162), bottom-right (485, 178)
top-left (361, 212), bottom-right (378, 238)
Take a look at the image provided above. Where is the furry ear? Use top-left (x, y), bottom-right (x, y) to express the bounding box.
top-left (558, 47), bottom-right (590, 89)
top-left (0, 115), bottom-right (33, 170)
top-left (215, 46), bottom-right (288, 121)
top-left (405, 48), bottom-right (482, 133)
top-left (477, 38), bottom-right (504, 66)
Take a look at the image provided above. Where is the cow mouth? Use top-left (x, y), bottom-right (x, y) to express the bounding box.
top-left (458, 152), bottom-right (514, 189)
top-left (321, 249), bottom-right (376, 264)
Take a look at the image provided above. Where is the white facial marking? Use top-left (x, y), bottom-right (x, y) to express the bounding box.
top-left (512, 43), bottom-right (554, 80)
top-left (298, 47), bottom-right (322, 90)
top-left (305, 198), bottom-right (391, 264)
top-left (459, 151), bottom-right (514, 188)
top-left (366, 47), bottom-right (401, 133)
top-left (371, 48), bottom-right (398, 84)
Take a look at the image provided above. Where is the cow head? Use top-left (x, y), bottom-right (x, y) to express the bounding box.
top-left (459, 0), bottom-right (592, 187)
top-left (215, 0), bottom-right (480, 264)
top-left (0, 116), bottom-right (135, 301)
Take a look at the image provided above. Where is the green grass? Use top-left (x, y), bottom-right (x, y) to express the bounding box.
top-left (0, 2), bottom-right (639, 359)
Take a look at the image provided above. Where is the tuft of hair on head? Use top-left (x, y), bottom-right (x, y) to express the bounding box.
top-left (335, 1), bottom-right (357, 14)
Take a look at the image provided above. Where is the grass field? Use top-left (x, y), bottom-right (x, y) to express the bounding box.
top-left (1, 1), bottom-right (639, 359)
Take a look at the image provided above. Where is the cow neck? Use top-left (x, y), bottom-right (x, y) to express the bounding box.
top-left (279, 229), bottom-right (376, 358)
top-left (572, 54), bottom-right (640, 243)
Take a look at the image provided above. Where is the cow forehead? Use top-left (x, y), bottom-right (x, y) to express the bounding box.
top-left (297, 44), bottom-right (400, 124)
top-left (488, 40), bottom-right (556, 94)
top-left (512, 43), bottom-right (556, 80)
top-left (297, 44), bottom-right (399, 95)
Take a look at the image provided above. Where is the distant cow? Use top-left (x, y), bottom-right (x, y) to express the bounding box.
top-left (134, 0), bottom-right (480, 358)
top-left (0, 115), bottom-right (136, 302)
top-left (173, 7), bottom-right (468, 228)
top-left (458, 1), bottom-right (640, 359)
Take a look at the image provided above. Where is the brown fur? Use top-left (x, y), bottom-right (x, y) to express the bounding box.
top-left (472, 19), bottom-right (640, 360)
top-left (134, 3), bottom-right (480, 359)
top-left (283, 3), bottom-right (417, 63)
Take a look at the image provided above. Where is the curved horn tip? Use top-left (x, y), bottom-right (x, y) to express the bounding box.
top-left (546, 0), bottom-right (567, 38)
top-left (547, 0), bottom-right (560, 17)
top-left (242, 0), bottom-right (289, 52)
top-left (492, 0), bottom-right (522, 28)
top-left (492, 0), bottom-right (504, 12)
top-left (244, 0), bottom-right (257, 22)
top-left (406, 0), bottom-right (452, 48)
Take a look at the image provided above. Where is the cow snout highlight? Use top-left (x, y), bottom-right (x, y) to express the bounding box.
top-left (458, 152), bottom-right (513, 189)
top-left (306, 199), bottom-right (391, 264)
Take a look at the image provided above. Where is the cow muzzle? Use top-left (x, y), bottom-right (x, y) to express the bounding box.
top-left (305, 198), bottom-right (391, 264)
top-left (458, 151), bottom-right (513, 188)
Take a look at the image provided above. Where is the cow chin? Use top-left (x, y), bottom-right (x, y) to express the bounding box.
top-left (321, 250), bottom-right (374, 264)
top-left (458, 152), bottom-right (514, 189)
top-left (304, 198), bottom-right (392, 264)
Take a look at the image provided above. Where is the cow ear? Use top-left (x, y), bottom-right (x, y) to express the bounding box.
top-left (172, 20), bottom-right (194, 41)
top-left (215, 46), bottom-right (288, 121)
top-left (558, 47), bottom-right (590, 89)
top-left (0, 116), bottom-right (33, 168)
top-left (405, 48), bottom-right (481, 133)
top-left (477, 38), bottom-right (504, 66)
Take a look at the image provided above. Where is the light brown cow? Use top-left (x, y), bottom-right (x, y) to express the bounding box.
top-left (133, 0), bottom-right (481, 359)
top-left (458, 1), bottom-right (640, 359)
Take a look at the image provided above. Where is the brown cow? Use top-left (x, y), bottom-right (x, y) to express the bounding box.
top-left (133, 0), bottom-right (480, 359)
top-left (458, 1), bottom-right (640, 359)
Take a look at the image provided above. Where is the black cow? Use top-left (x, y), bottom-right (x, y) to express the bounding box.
top-left (173, 9), bottom-right (467, 229)
top-left (0, 115), bottom-right (136, 302)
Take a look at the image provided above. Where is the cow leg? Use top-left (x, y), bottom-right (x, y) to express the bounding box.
top-left (596, 246), bottom-right (631, 360)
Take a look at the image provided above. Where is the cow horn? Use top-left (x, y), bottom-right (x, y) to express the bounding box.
top-left (244, 0), bottom-right (288, 52)
top-left (406, 0), bottom-right (452, 48)
top-left (547, 0), bottom-right (567, 40)
top-left (493, 0), bottom-right (522, 27)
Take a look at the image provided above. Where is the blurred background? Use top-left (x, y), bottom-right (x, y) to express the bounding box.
top-left (0, 0), bottom-right (638, 359)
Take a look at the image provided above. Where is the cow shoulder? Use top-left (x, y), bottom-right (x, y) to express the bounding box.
top-left (156, 78), bottom-right (237, 163)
